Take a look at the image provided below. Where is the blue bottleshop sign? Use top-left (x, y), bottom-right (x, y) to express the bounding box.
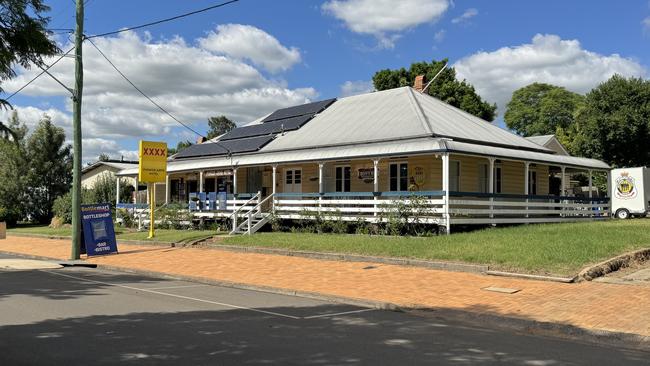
top-left (81, 203), bottom-right (118, 256)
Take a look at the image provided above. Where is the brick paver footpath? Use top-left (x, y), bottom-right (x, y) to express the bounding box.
top-left (2, 235), bottom-right (650, 339)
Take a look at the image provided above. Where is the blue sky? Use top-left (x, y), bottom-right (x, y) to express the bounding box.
top-left (5, 0), bottom-right (650, 162)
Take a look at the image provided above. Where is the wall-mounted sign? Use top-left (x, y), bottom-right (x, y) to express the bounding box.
top-left (205, 170), bottom-right (233, 177)
top-left (414, 166), bottom-right (425, 186)
top-left (80, 203), bottom-right (118, 256)
top-left (615, 171), bottom-right (637, 200)
top-left (358, 168), bottom-right (374, 182)
top-left (138, 140), bottom-right (168, 183)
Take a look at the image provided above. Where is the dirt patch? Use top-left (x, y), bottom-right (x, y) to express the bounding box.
top-left (577, 248), bottom-right (650, 282)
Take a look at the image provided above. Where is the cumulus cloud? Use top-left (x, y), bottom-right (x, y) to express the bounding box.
top-left (2, 29), bottom-right (317, 161)
top-left (451, 8), bottom-right (478, 24)
top-left (199, 24), bottom-right (301, 73)
top-left (454, 34), bottom-right (647, 113)
top-left (340, 80), bottom-right (374, 97)
top-left (322, 0), bottom-right (450, 48)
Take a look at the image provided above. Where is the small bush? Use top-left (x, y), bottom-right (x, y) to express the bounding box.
top-left (0, 206), bottom-right (21, 227)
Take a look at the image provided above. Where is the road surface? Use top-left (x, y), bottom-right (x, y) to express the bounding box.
top-left (0, 253), bottom-right (647, 365)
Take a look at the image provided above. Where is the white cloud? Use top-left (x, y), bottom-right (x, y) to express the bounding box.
top-left (199, 24), bottom-right (301, 73)
top-left (340, 80), bottom-right (374, 97)
top-left (643, 16), bottom-right (650, 34)
top-left (322, 0), bottom-right (450, 48)
top-left (454, 34), bottom-right (647, 113)
top-left (451, 8), bottom-right (478, 24)
top-left (3, 29), bottom-right (317, 162)
top-left (434, 29), bottom-right (446, 43)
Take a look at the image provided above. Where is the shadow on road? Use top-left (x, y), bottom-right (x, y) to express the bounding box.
top-left (1, 305), bottom-right (648, 365)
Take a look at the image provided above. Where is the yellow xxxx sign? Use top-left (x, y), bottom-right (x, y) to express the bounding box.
top-left (138, 140), bottom-right (168, 183)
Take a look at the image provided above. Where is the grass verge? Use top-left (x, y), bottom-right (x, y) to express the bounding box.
top-left (223, 219), bottom-right (650, 276)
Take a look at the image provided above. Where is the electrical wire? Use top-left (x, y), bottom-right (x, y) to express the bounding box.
top-left (85, 37), bottom-right (206, 138)
top-left (5, 46), bottom-right (76, 101)
top-left (85, 0), bottom-right (240, 39)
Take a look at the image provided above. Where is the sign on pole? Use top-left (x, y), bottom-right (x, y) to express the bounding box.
top-left (139, 141), bottom-right (168, 238)
top-left (81, 203), bottom-right (118, 256)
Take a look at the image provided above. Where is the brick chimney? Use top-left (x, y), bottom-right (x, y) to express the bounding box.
top-left (196, 136), bottom-right (207, 144)
top-left (414, 74), bottom-right (426, 92)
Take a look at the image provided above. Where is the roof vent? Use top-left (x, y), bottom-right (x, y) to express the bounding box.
top-left (196, 136), bottom-right (207, 144)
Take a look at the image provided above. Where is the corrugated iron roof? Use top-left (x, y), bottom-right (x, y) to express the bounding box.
top-left (263, 87), bottom-right (551, 153)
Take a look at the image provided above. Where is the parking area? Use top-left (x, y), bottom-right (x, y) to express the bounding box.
top-left (0, 254), bottom-right (648, 365)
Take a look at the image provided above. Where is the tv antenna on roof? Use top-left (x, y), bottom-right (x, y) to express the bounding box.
top-left (421, 62), bottom-right (447, 94)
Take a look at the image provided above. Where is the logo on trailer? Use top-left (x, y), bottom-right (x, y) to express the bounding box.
top-left (615, 171), bottom-right (637, 200)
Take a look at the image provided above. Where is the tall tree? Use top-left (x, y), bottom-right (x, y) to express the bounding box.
top-left (207, 115), bottom-right (236, 139)
top-left (573, 75), bottom-right (650, 168)
top-left (0, 0), bottom-right (59, 108)
top-left (0, 111), bottom-right (27, 225)
top-left (97, 153), bottom-right (110, 161)
top-left (25, 115), bottom-right (73, 223)
top-left (504, 83), bottom-right (585, 137)
top-left (372, 59), bottom-right (497, 121)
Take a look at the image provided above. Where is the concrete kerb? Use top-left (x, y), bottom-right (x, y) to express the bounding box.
top-left (0, 248), bottom-right (647, 351)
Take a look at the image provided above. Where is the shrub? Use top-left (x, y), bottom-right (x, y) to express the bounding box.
top-left (52, 192), bottom-right (73, 224)
top-left (0, 206), bottom-right (21, 227)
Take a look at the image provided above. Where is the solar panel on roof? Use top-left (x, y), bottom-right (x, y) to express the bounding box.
top-left (220, 114), bottom-right (314, 141)
top-left (174, 135), bottom-right (275, 159)
top-left (261, 98), bottom-right (336, 123)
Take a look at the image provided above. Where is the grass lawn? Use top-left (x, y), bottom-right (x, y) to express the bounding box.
top-left (223, 219), bottom-right (650, 276)
top-left (8, 225), bottom-right (217, 244)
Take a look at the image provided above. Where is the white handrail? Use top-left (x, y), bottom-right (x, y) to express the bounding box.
top-left (249, 193), bottom-right (274, 216)
top-left (228, 191), bottom-right (261, 219)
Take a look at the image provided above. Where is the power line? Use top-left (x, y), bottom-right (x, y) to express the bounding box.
top-left (86, 0), bottom-right (240, 39)
top-left (5, 46), bottom-right (76, 101)
top-left (85, 37), bottom-right (206, 138)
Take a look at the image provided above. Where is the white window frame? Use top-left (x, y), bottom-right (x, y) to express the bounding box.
top-left (334, 165), bottom-right (351, 192)
top-left (528, 169), bottom-right (537, 195)
top-left (283, 167), bottom-right (302, 193)
top-left (388, 161), bottom-right (408, 191)
top-left (494, 164), bottom-right (503, 194)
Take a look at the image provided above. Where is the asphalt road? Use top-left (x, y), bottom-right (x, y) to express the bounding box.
top-left (0, 254), bottom-right (648, 365)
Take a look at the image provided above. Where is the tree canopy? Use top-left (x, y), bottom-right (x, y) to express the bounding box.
top-left (504, 83), bottom-right (585, 137)
top-left (372, 59), bottom-right (497, 121)
top-left (25, 116), bottom-right (73, 223)
top-left (0, 0), bottom-right (59, 109)
top-left (168, 140), bottom-right (192, 156)
top-left (207, 115), bottom-right (236, 139)
top-left (572, 75), bottom-right (650, 168)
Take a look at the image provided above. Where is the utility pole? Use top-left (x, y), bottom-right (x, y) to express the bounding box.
top-left (71, 0), bottom-right (84, 260)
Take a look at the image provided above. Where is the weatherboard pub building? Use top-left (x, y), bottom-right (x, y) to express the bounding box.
top-left (115, 82), bottom-right (611, 234)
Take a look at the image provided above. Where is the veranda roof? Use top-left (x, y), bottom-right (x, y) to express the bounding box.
top-left (117, 136), bottom-right (609, 177)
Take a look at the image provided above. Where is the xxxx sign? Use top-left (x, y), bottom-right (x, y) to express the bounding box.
top-left (138, 141), bottom-right (168, 183)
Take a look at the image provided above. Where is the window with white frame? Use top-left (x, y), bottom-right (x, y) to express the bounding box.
top-left (478, 163), bottom-right (489, 193)
top-left (450, 160), bottom-right (460, 191)
top-left (389, 162), bottom-right (408, 191)
top-left (335, 166), bottom-right (351, 192)
top-left (528, 170), bottom-right (537, 195)
top-left (494, 165), bottom-right (502, 193)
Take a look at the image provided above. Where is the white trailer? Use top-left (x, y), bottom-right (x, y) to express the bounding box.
top-left (611, 167), bottom-right (650, 219)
